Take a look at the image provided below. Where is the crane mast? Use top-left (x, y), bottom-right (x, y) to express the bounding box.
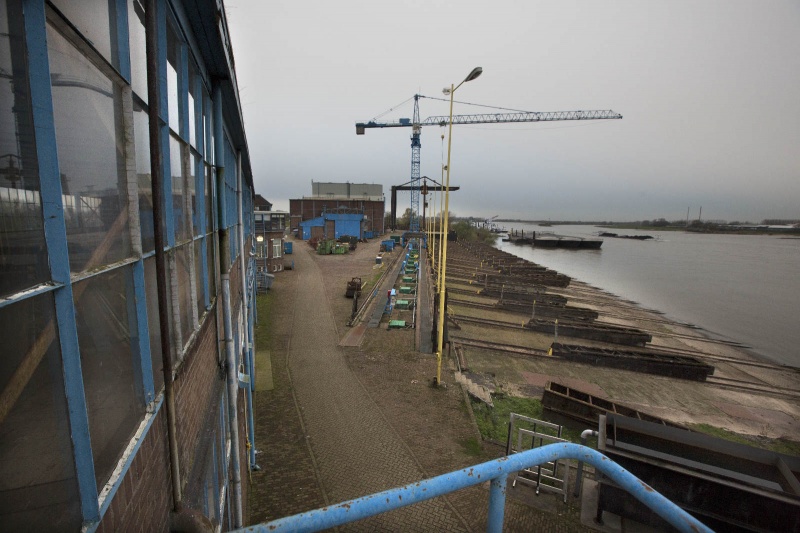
top-left (409, 95), bottom-right (422, 231)
top-left (356, 97), bottom-right (622, 231)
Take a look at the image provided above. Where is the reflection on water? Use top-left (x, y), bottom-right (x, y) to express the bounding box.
top-left (496, 224), bottom-right (800, 367)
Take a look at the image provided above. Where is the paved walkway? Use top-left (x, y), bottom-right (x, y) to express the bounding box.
top-left (416, 246), bottom-right (433, 354)
top-left (285, 243), bottom-right (470, 531)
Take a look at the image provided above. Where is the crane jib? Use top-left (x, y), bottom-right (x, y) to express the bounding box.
top-left (356, 110), bottom-right (622, 131)
top-left (354, 104), bottom-right (622, 232)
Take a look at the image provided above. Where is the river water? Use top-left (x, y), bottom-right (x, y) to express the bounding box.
top-left (493, 224), bottom-right (800, 368)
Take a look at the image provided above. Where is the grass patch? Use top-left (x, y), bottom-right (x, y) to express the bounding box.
top-left (690, 423), bottom-right (800, 455)
top-left (254, 292), bottom-right (275, 348)
top-left (366, 268), bottom-right (384, 289)
top-left (470, 394), bottom-right (598, 447)
top-left (459, 437), bottom-right (484, 457)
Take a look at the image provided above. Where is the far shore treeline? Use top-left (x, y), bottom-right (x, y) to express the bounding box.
top-left (387, 207), bottom-right (799, 238)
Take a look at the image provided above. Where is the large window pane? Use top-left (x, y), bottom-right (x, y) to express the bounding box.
top-left (188, 60), bottom-right (198, 148)
top-left (51, 0), bottom-right (118, 69)
top-left (128, 0), bottom-right (147, 102)
top-left (144, 257), bottom-right (165, 393)
top-left (134, 100), bottom-right (155, 252)
top-left (190, 151), bottom-right (199, 236)
top-left (167, 23), bottom-right (180, 133)
top-left (74, 266), bottom-right (145, 490)
top-left (0, 294), bottom-right (81, 531)
top-left (204, 91), bottom-right (213, 165)
top-left (47, 22), bottom-right (132, 273)
top-left (0, 2), bottom-right (48, 297)
top-left (175, 243), bottom-right (195, 347)
top-left (205, 164), bottom-right (214, 233)
top-left (207, 231), bottom-right (216, 302)
top-left (170, 135), bottom-right (188, 241)
top-left (194, 240), bottom-right (204, 318)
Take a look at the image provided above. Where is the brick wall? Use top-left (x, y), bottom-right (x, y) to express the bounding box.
top-left (175, 313), bottom-right (220, 483)
top-left (96, 410), bottom-right (171, 533)
top-left (289, 198), bottom-right (385, 233)
top-left (95, 250), bottom-right (252, 531)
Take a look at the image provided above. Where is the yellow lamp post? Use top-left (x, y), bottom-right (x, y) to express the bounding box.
top-left (435, 66), bottom-right (482, 386)
top-left (436, 150), bottom-right (444, 289)
top-left (427, 185), bottom-right (434, 272)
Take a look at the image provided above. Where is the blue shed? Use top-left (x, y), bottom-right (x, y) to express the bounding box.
top-left (299, 213), bottom-right (364, 240)
top-left (299, 216), bottom-right (325, 240)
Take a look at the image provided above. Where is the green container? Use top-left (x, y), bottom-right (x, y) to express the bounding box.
top-left (399, 286), bottom-right (413, 294)
top-left (402, 276), bottom-right (415, 283)
top-left (396, 299), bottom-right (410, 309)
top-left (388, 320), bottom-right (406, 329)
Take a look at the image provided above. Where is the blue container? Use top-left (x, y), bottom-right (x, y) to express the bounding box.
top-left (284, 241), bottom-right (293, 254)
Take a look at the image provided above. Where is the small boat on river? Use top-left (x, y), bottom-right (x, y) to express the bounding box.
top-left (598, 231), bottom-right (653, 240)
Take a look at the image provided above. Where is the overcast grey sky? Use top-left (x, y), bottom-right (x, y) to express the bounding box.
top-left (226, 0), bottom-right (799, 222)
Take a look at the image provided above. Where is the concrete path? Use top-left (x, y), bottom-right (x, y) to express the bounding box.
top-left (416, 249), bottom-right (433, 354)
top-left (286, 243), bottom-right (470, 531)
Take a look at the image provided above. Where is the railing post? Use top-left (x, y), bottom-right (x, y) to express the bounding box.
top-left (487, 474), bottom-right (508, 533)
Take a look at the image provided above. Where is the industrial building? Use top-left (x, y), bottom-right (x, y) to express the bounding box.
top-left (254, 198), bottom-right (287, 275)
top-left (289, 181), bottom-right (385, 236)
top-left (254, 193), bottom-right (289, 232)
top-left (0, 0), bottom-right (257, 531)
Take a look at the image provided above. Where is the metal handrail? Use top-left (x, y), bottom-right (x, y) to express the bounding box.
top-left (233, 443), bottom-right (713, 533)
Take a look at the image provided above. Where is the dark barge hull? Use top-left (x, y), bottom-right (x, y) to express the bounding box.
top-left (596, 414), bottom-right (800, 533)
top-left (549, 342), bottom-right (714, 381)
top-left (497, 301), bottom-right (599, 321)
top-left (534, 235), bottom-right (603, 249)
top-left (541, 381), bottom-right (685, 429)
top-left (526, 319), bottom-right (652, 346)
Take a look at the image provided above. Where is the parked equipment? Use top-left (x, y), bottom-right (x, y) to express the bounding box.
top-left (345, 277), bottom-right (362, 298)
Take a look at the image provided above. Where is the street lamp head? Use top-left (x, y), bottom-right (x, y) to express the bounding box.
top-left (464, 66), bottom-right (483, 83)
top-left (442, 87), bottom-right (452, 95)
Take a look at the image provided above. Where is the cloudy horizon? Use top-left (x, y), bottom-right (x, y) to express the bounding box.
top-left (226, 0), bottom-right (799, 223)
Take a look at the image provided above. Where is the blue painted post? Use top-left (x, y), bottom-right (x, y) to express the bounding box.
top-left (131, 261), bottom-right (155, 404)
top-left (487, 474), bottom-right (507, 533)
top-left (115, 0), bottom-right (131, 82)
top-left (24, 0), bottom-right (100, 522)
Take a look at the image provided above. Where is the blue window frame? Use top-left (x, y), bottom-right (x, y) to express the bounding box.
top-left (1, 0), bottom-right (254, 529)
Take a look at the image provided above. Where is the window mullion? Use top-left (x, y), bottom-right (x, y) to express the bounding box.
top-left (25, 0), bottom-right (99, 522)
top-left (129, 260), bottom-right (155, 404)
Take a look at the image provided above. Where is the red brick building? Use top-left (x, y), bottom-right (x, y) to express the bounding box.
top-left (290, 182), bottom-right (385, 236)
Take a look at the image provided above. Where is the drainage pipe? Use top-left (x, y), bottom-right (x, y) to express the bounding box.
top-left (573, 429), bottom-right (599, 498)
top-left (146, 0), bottom-right (182, 510)
top-left (215, 84), bottom-right (243, 527)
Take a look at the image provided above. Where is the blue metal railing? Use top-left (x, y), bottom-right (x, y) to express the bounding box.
top-left (234, 443), bottom-right (713, 533)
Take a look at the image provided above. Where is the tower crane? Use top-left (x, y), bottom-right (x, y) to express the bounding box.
top-left (356, 95), bottom-right (622, 231)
